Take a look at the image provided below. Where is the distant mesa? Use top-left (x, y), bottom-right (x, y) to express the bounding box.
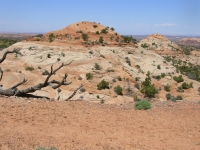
top-left (177, 38), bottom-right (200, 47)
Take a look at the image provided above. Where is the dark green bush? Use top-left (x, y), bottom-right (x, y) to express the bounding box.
top-left (157, 65), bottom-right (161, 69)
top-left (42, 70), bottom-right (50, 75)
top-left (80, 88), bottom-right (86, 92)
top-left (141, 43), bottom-right (148, 48)
top-left (173, 75), bottom-right (184, 83)
top-left (117, 76), bottom-right (122, 81)
top-left (94, 63), bottom-right (101, 70)
top-left (86, 73), bottom-right (93, 80)
top-left (97, 80), bottom-right (109, 90)
top-left (161, 73), bottom-right (166, 78)
top-left (164, 84), bottom-right (170, 92)
top-left (114, 85), bottom-right (123, 95)
top-left (25, 66), bottom-right (34, 71)
top-left (176, 95), bottom-right (183, 100)
top-left (101, 29), bottom-right (108, 34)
top-left (96, 31), bottom-right (100, 34)
top-left (93, 25), bottom-right (97, 28)
top-left (166, 93), bottom-right (171, 100)
top-left (134, 100), bottom-right (151, 110)
top-left (181, 82), bottom-right (193, 89)
top-left (82, 33), bottom-right (89, 41)
top-left (99, 36), bottom-right (104, 43)
top-left (48, 33), bottom-right (55, 42)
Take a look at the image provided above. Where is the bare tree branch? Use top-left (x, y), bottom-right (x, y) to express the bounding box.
top-left (0, 48), bottom-right (20, 64)
top-left (0, 67), bottom-right (3, 82)
top-left (10, 79), bottom-right (27, 89)
top-left (65, 84), bottom-right (83, 101)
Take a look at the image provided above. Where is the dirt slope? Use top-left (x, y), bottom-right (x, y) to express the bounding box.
top-left (0, 97), bottom-right (200, 150)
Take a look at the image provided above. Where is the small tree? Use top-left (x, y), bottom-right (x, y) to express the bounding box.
top-left (114, 85), bottom-right (123, 95)
top-left (97, 80), bottom-right (109, 90)
top-left (99, 36), bottom-right (104, 43)
top-left (111, 27), bottom-right (115, 31)
top-left (82, 33), bottom-right (89, 41)
top-left (86, 73), bottom-right (93, 80)
top-left (164, 84), bottom-right (170, 92)
top-left (94, 63), bottom-right (101, 70)
top-left (173, 75), bottom-right (184, 83)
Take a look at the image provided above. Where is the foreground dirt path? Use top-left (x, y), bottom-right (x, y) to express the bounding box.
top-left (0, 98), bottom-right (200, 150)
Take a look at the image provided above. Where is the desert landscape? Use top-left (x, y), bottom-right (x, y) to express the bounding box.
top-left (0, 20), bottom-right (200, 150)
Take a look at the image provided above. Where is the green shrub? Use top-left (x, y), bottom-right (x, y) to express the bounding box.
top-left (99, 36), bottom-right (104, 43)
top-left (25, 66), bottom-right (34, 71)
top-left (141, 43), bottom-right (148, 48)
top-left (93, 25), bottom-right (97, 28)
top-left (140, 85), bottom-right (157, 97)
top-left (157, 65), bottom-right (161, 69)
top-left (89, 51), bottom-right (93, 54)
top-left (166, 93), bottom-right (171, 100)
top-left (82, 33), bottom-right (89, 41)
top-left (135, 77), bottom-right (140, 81)
top-left (42, 70), bottom-right (50, 75)
top-left (97, 80), bottom-right (109, 90)
top-left (164, 84), bottom-right (170, 92)
top-left (114, 85), bottom-right (123, 95)
top-left (135, 65), bottom-right (140, 69)
top-left (181, 82), bottom-right (193, 89)
top-left (101, 28), bottom-right (108, 34)
top-left (112, 78), bottom-right (116, 82)
top-left (177, 86), bottom-right (184, 92)
top-left (140, 72), bottom-right (157, 97)
top-left (48, 33), bottom-right (55, 42)
top-left (111, 27), bottom-right (115, 31)
top-left (47, 53), bottom-right (51, 58)
top-left (96, 31), bottom-right (100, 34)
top-left (161, 73), bottom-right (166, 78)
top-left (117, 76), bottom-right (122, 81)
top-left (86, 73), bottom-right (93, 80)
top-left (134, 100), bottom-right (151, 110)
top-left (80, 88), bottom-right (86, 93)
top-left (94, 63), bottom-right (101, 70)
top-left (176, 95), bottom-right (183, 100)
top-left (173, 75), bottom-right (184, 83)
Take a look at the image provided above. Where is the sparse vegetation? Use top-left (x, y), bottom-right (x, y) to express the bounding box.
top-left (134, 100), bottom-right (151, 110)
top-left (164, 84), bottom-right (171, 92)
top-left (101, 28), bottom-right (108, 34)
top-left (99, 36), bottom-right (104, 43)
top-left (140, 72), bottom-right (157, 97)
top-left (42, 70), bottom-right (50, 75)
top-left (48, 33), bottom-right (55, 42)
top-left (114, 85), bottom-right (123, 95)
top-left (141, 43), bottom-right (148, 48)
top-left (173, 75), bottom-right (184, 83)
top-left (157, 65), bottom-right (161, 69)
top-left (93, 25), bottom-right (97, 28)
top-left (97, 80), bottom-right (109, 90)
top-left (86, 73), bottom-right (93, 80)
top-left (25, 66), bottom-right (34, 71)
top-left (94, 63), bottom-right (101, 70)
top-left (82, 33), bottom-right (89, 41)
top-left (117, 76), bottom-right (122, 81)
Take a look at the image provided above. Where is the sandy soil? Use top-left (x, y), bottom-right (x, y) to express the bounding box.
top-left (0, 97), bottom-right (200, 150)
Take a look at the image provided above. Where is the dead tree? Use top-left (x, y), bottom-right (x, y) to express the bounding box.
top-left (0, 48), bottom-right (82, 100)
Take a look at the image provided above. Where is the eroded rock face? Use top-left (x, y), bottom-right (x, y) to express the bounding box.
top-left (1, 39), bottom-right (200, 103)
top-left (138, 33), bottom-right (180, 52)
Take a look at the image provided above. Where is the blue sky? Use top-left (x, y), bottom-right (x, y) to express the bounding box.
top-left (0, 0), bottom-right (199, 35)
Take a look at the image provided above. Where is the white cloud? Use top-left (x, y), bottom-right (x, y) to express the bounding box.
top-left (154, 23), bottom-right (177, 27)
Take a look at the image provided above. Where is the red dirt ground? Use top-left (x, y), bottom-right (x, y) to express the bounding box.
top-left (0, 97), bottom-right (200, 150)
